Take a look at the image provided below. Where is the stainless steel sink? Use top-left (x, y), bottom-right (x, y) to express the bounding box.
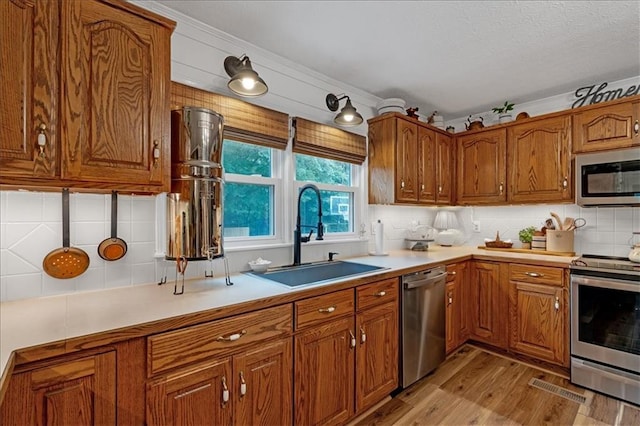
top-left (248, 261), bottom-right (387, 287)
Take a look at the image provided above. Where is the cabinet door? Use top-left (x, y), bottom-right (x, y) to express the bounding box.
top-left (1, 352), bottom-right (116, 425)
top-left (0, 0), bottom-right (58, 179)
top-left (356, 302), bottom-right (398, 412)
top-left (234, 339), bottom-right (293, 426)
top-left (147, 359), bottom-right (232, 426)
top-left (395, 119), bottom-right (419, 203)
top-left (60, 0), bottom-right (170, 190)
top-left (508, 115), bottom-right (572, 203)
top-left (573, 100), bottom-right (640, 153)
top-left (294, 316), bottom-right (355, 426)
top-left (456, 129), bottom-right (507, 204)
top-left (509, 281), bottom-right (565, 365)
top-left (469, 261), bottom-right (508, 348)
top-left (417, 126), bottom-right (437, 203)
top-left (436, 132), bottom-right (454, 204)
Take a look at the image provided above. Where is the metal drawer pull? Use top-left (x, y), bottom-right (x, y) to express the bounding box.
top-left (524, 272), bottom-right (544, 278)
top-left (37, 124), bottom-right (47, 158)
top-left (375, 291), bottom-right (386, 297)
top-left (216, 330), bottom-right (247, 341)
top-left (239, 371), bottom-right (246, 396)
top-left (360, 327), bottom-right (366, 344)
top-left (222, 376), bottom-right (229, 403)
top-left (448, 271), bottom-right (457, 276)
top-left (318, 306), bottom-right (336, 313)
top-left (175, 383), bottom-right (211, 399)
top-left (349, 330), bottom-right (356, 348)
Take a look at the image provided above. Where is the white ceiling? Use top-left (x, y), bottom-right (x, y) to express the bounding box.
top-left (156, 0), bottom-right (640, 118)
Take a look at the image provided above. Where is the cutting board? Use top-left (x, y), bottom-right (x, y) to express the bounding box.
top-left (477, 246), bottom-right (575, 257)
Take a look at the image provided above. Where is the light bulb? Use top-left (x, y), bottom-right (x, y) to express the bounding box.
top-left (241, 78), bottom-right (256, 90)
top-left (343, 113), bottom-right (354, 122)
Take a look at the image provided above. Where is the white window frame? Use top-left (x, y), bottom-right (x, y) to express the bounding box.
top-left (293, 157), bottom-right (364, 242)
top-left (221, 142), bottom-right (286, 249)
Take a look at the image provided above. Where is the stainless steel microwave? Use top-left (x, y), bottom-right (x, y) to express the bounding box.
top-left (576, 147), bottom-right (640, 206)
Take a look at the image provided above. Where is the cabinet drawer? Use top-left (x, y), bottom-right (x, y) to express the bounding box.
top-left (509, 264), bottom-right (563, 286)
top-left (147, 304), bottom-right (292, 376)
top-left (295, 289), bottom-right (354, 330)
top-left (356, 278), bottom-right (398, 311)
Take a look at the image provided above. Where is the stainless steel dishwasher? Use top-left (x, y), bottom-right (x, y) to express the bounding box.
top-left (401, 265), bottom-right (447, 388)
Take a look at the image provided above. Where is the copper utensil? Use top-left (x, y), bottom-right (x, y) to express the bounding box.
top-left (97, 191), bottom-right (127, 261)
top-left (43, 189), bottom-right (90, 279)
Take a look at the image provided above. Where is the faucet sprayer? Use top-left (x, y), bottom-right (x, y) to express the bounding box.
top-left (293, 184), bottom-right (324, 266)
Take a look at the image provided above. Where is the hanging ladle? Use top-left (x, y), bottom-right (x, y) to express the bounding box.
top-left (97, 191), bottom-right (128, 261)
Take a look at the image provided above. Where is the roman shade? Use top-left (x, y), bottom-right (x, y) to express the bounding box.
top-left (171, 82), bottom-right (289, 149)
top-left (293, 117), bottom-right (367, 164)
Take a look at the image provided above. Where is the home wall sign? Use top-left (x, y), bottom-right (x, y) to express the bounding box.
top-left (572, 81), bottom-right (640, 108)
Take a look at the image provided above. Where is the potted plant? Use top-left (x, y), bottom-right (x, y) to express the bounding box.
top-left (492, 101), bottom-right (515, 124)
top-left (518, 226), bottom-right (537, 249)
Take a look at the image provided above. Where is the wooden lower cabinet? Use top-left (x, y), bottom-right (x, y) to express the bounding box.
top-left (295, 316), bottom-right (355, 425)
top-left (356, 301), bottom-right (398, 412)
top-left (469, 261), bottom-right (508, 349)
top-left (147, 338), bottom-right (292, 426)
top-left (446, 262), bottom-right (469, 353)
top-left (0, 351), bottom-right (116, 425)
top-left (508, 264), bottom-right (568, 367)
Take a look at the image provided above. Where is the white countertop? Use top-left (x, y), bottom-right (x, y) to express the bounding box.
top-left (0, 246), bottom-right (577, 381)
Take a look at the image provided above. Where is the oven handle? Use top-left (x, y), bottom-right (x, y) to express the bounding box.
top-left (570, 274), bottom-right (640, 293)
top-left (573, 358), bottom-right (640, 384)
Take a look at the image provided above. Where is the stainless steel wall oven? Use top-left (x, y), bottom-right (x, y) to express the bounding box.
top-left (570, 255), bottom-right (640, 405)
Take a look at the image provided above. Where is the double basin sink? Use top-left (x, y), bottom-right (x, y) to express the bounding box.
top-left (248, 260), bottom-right (387, 287)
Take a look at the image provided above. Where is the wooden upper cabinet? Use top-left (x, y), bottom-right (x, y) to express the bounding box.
top-left (417, 126), bottom-right (437, 203)
top-left (456, 128), bottom-right (507, 205)
top-left (0, 0), bottom-right (58, 179)
top-left (507, 115), bottom-right (572, 203)
top-left (1, 351), bottom-right (116, 425)
top-left (573, 98), bottom-right (640, 153)
top-left (395, 119), bottom-right (419, 202)
top-left (436, 132), bottom-right (454, 204)
top-left (0, 0), bottom-right (175, 193)
top-left (368, 113), bottom-right (453, 205)
top-left (60, 0), bottom-right (172, 191)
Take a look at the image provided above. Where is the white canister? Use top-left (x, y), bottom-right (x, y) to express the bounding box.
top-left (546, 230), bottom-right (574, 253)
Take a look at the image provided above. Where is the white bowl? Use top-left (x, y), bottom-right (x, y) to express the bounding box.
top-left (376, 98), bottom-right (406, 110)
top-left (248, 259), bottom-right (271, 273)
top-left (377, 105), bottom-right (405, 115)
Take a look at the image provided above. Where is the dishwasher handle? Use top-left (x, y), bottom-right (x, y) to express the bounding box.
top-left (403, 271), bottom-right (447, 290)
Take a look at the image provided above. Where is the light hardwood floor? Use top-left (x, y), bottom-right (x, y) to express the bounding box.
top-left (354, 345), bottom-right (640, 425)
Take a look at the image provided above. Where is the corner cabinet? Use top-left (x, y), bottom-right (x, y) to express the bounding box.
top-left (456, 129), bottom-right (507, 205)
top-left (445, 262), bottom-right (469, 354)
top-left (573, 97), bottom-right (640, 153)
top-left (469, 261), bottom-right (508, 349)
top-left (0, 351), bottom-right (116, 425)
top-left (368, 113), bottom-right (453, 205)
top-left (507, 115), bottom-right (572, 203)
top-left (0, 0), bottom-right (175, 194)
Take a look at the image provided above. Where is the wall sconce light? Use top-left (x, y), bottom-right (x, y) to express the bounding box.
top-left (224, 54), bottom-right (268, 97)
top-left (326, 93), bottom-right (363, 126)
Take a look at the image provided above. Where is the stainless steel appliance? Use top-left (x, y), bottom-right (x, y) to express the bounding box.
top-left (167, 106), bottom-right (224, 260)
top-left (401, 266), bottom-right (447, 388)
top-left (570, 255), bottom-right (640, 405)
top-left (576, 147), bottom-right (640, 207)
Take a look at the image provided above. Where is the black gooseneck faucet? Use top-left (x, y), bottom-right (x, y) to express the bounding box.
top-left (293, 184), bottom-right (324, 266)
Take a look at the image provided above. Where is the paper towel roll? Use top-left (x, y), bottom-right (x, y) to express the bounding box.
top-left (374, 220), bottom-right (385, 255)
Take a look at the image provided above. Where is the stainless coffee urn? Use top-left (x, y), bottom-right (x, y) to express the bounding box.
top-left (167, 106), bottom-right (224, 261)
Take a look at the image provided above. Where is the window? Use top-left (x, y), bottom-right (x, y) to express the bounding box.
top-left (221, 140), bottom-right (281, 240)
top-left (294, 153), bottom-right (360, 236)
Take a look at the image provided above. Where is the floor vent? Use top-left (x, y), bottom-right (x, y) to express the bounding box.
top-left (528, 378), bottom-right (589, 405)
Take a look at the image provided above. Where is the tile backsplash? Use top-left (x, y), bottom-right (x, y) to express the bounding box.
top-left (2, 190), bottom-right (639, 302)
